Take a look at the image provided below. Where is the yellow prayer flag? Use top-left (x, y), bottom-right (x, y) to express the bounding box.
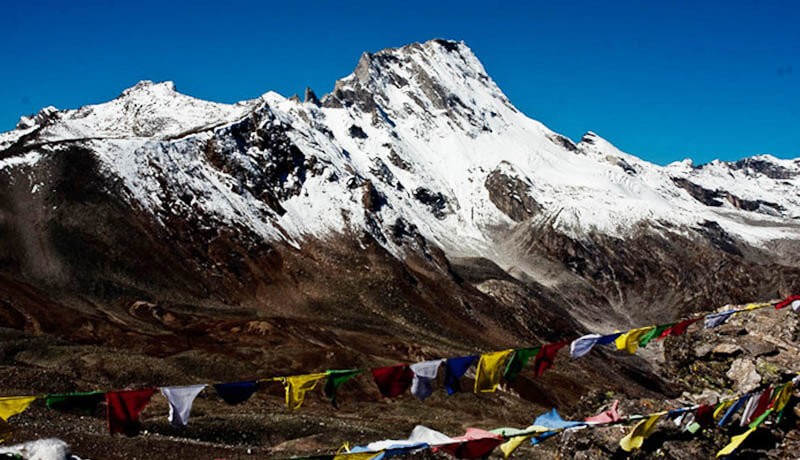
top-left (615, 327), bottom-right (656, 354)
top-left (716, 427), bottom-right (755, 457)
top-left (499, 435), bottom-right (531, 458)
top-left (0, 396), bottom-right (36, 422)
top-left (333, 452), bottom-right (382, 460)
top-left (773, 382), bottom-right (794, 412)
top-left (619, 414), bottom-right (662, 452)
top-left (474, 349), bottom-right (514, 393)
top-left (282, 373), bottom-right (328, 410)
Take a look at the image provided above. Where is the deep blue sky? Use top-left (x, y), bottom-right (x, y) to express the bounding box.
top-left (3, 0), bottom-right (798, 164)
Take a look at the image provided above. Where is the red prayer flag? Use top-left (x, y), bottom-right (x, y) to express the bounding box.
top-left (371, 364), bottom-right (414, 398)
top-left (775, 295), bottom-right (800, 310)
top-left (106, 388), bottom-right (156, 436)
top-left (438, 428), bottom-right (503, 459)
top-left (663, 317), bottom-right (703, 337)
top-left (533, 340), bottom-right (569, 378)
top-left (695, 404), bottom-right (715, 428)
top-left (750, 386), bottom-right (773, 423)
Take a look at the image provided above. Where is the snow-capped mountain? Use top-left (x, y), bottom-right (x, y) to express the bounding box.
top-left (3, 39), bottom-right (797, 265)
top-left (1, 39), bottom-right (798, 337)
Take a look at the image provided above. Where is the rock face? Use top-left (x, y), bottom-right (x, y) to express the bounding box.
top-left (0, 39), bottom-right (798, 458)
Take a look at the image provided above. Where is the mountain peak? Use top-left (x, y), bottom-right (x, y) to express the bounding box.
top-left (119, 80), bottom-right (177, 98)
top-left (322, 38), bottom-right (514, 133)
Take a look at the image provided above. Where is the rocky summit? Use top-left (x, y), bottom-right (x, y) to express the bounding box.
top-left (0, 39), bottom-right (798, 458)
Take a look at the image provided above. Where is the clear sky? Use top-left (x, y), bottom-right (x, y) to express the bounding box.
top-left (3, 0), bottom-right (797, 164)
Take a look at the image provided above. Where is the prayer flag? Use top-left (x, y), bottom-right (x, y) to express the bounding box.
top-left (474, 350), bottom-right (513, 393)
top-left (283, 373), bottom-right (328, 410)
top-left (532, 408), bottom-right (584, 430)
top-left (160, 384), bottom-right (206, 427)
top-left (740, 393), bottom-right (760, 426)
top-left (444, 356), bottom-right (477, 395)
top-left (773, 382), bottom-right (794, 413)
top-left (638, 324), bottom-right (672, 347)
top-left (775, 294), bottom-right (800, 310)
top-left (704, 310), bottom-right (736, 329)
top-left (45, 391), bottom-right (104, 415)
top-left (716, 428), bottom-right (755, 457)
top-left (615, 327), bottom-right (655, 354)
top-left (106, 388), bottom-right (155, 436)
top-left (503, 348), bottom-right (539, 382)
top-left (324, 369), bottom-right (362, 407)
top-left (718, 395), bottom-right (747, 427)
top-left (439, 428), bottom-right (503, 459)
top-left (533, 341), bottom-right (568, 378)
top-left (749, 386), bottom-right (773, 423)
top-left (619, 414), bottom-right (662, 452)
top-left (596, 332), bottom-right (623, 346)
top-left (409, 360), bottom-right (443, 401)
top-left (213, 381), bottom-right (260, 405)
top-left (663, 317), bottom-right (702, 337)
top-left (585, 400), bottom-right (621, 423)
top-left (0, 396), bottom-right (36, 422)
top-left (569, 334), bottom-right (601, 359)
top-left (372, 365), bottom-right (414, 398)
top-left (716, 409), bottom-right (774, 457)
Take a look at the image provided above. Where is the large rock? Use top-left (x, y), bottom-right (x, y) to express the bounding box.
top-left (726, 357), bottom-right (761, 392)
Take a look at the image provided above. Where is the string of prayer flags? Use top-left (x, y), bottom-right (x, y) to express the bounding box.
top-left (704, 310), bottom-right (737, 329)
top-left (372, 364), bottom-right (414, 398)
top-left (619, 413), bottom-right (664, 452)
top-left (45, 391), bottom-right (104, 415)
top-left (615, 326), bottom-right (656, 354)
top-left (0, 396), bottom-right (36, 422)
top-left (324, 370), bottom-right (362, 408)
top-left (503, 348), bottom-right (539, 382)
top-left (532, 341), bottom-right (569, 378)
top-left (774, 294), bottom-right (800, 310)
top-left (105, 388), bottom-right (155, 436)
top-left (569, 334), bottom-right (601, 359)
top-left (585, 400), bottom-right (621, 423)
top-left (444, 356), bottom-right (477, 395)
top-left (213, 380), bottom-right (259, 405)
top-left (409, 360), bottom-right (443, 400)
top-left (282, 373), bottom-right (328, 410)
top-left (474, 350), bottom-right (513, 393)
top-left (161, 384), bottom-right (206, 427)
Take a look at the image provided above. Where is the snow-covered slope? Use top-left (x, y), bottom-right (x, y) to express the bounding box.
top-left (2, 39), bottom-right (798, 262)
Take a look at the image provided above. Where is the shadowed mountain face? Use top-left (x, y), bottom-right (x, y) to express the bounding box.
top-left (0, 39), bottom-right (799, 458)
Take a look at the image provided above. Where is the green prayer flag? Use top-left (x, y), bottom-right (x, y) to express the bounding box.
top-left (639, 324), bottom-right (673, 348)
top-left (324, 369), bottom-right (362, 407)
top-left (503, 347), bottom-right (540, 382)
top-left (45, 391), bottom-right (105, 415)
